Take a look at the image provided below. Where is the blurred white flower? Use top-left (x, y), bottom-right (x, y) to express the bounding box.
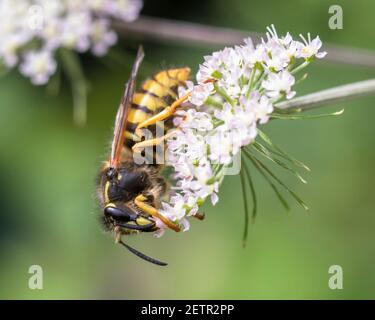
top-left (0, 0), bottom-right (143, 84)
top-left (103, 0), bottom-right (143, 22)
top-left (0, 33), bottom-right (31, 67)
top-left (60, 10), bottom-right (91, 52)
top-left (20, 49), bottom-right (57, 85)
top-left (90, 19), bottom-right (118, 56)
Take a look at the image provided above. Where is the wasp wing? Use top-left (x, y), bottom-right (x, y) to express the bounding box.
top-left (110, 46), bottom-right (144, 168)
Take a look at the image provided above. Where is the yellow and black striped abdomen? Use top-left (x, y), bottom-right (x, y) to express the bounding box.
top-left (125, 67), bottom-right (190, 147)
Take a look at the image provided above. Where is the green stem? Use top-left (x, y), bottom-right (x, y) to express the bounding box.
top-left (59, 48), bottom-right (88, 126)
top-left (239, 165), bottom-right (250, 248)
top-left (257, 129), bottom-right (310, 171)
top-left (245, 66), bottom-right (257, 98)
top-left (251, 142), bottom-right (307, 184)
top-left (271, 109), bottom-right (344, 120)
top-left (291, 60), bottom-right (310, 75)
top-left (214, 83), bottom-right (235, 105)
top-left (249, 152), bottom-right (309, 210)
top-left (205, 95), bottom-right (223, 108)
top-left (253, 71), bottom-right (266, 91)
top-left (243, 158), bottom-right (257, 224)
top-left (243, 149), bottom-right (290, 211)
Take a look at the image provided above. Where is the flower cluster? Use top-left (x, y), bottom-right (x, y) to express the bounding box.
top-left (0, 0), bottom-right (143, 84)
top-left (156, 25), bottom-right (326, 236)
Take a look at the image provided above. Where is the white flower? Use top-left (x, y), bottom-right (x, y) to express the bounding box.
top-left (262, 70), bottom-right (296, 99)
top-left (196, 54), bottom-right (222, 83)
top-left (152, 227), bottom-right (166, 238)
top-left (240, 38), bottom-right (268, 69)
top-left (189, 82), bottom-right (214, 106)
top-left (243, 93), bottom-right (273, 124)
top-left (265, 25), bottom-right (291, 46)
top-left (179, 218), bottom-right (190, 232)
top-left (255, 95), bottom-right (273, 123)
top-left (19, 49), bottom-right (57, 85)
top-left (160, 197), bottom-right (186, 221)
top-left (194, 165), bottom-right (215, 184)
top-left (168, 129), bottom-right (208, 162)
top-left (297, 33), bottom-right (327, 59)
top-left (211, 192), bottom-right (219, 205)
top-left (178, 80), bottom-right (194, 98)
top-left (183, 109), bottom-right (214, 131)
top-left (159, 25), bottom-right (326, 237)
top-left (263, 46), bottom-right (290, 71)
top-left (207, 132), bottom-right (233, 165)
top-left (285, 40), bottom-right (303, 59)
top-left (158, 193), bottom-right (191, 231)
top-left (214, 103), bottom-right (237, 130)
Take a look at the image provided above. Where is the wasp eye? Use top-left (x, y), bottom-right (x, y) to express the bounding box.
top-left (104, 205), bottom-right (138, 222)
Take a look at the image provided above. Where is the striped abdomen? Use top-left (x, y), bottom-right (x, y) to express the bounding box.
top-left (125, 68), bottom-right (190, 147)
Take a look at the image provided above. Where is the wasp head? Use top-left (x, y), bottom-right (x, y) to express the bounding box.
top-left (103, 202), bottom-right (156, 233)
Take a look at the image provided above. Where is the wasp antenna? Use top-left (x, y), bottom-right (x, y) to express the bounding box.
top-left (119, 240), bottom-right (168, 266)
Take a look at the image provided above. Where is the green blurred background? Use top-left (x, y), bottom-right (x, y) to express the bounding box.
top-left (1, 0), bottom-right (375, 299)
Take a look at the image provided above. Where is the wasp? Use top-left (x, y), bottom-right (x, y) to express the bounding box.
top-left (97, 47), bottom-right (196, 266)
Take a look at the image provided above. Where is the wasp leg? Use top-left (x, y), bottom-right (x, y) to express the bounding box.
top-left (132, 129), bottom-right (178, 152)
top-left (114, 226), bottom-right (122, 243)
top-left (135, 78), bottom-right (217, 137)
top-left (134, 194), bottom-right (181, 232)
top-left (135, 92), bottom-right (190, 137)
